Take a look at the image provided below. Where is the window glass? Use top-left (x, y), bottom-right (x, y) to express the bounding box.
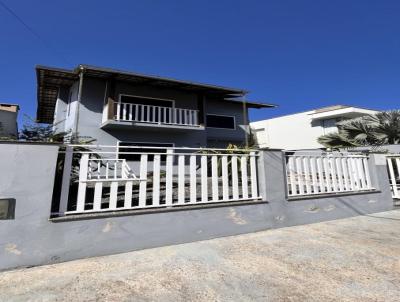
top-left (118, 142), bottom-right (173, 161)
top-left (206, 114), bottom-right (235, 129)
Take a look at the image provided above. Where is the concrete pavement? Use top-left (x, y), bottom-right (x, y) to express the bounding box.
top-left (1, 210), bottom-right (400, 301)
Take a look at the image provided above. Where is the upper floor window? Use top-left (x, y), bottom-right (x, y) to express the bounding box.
top-left (120, 95), bottom-right (173, 108)
top-left (206, 114), bottom-right (235, 129)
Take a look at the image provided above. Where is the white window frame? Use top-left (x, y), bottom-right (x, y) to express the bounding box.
top-left (206, 113), bottom-right (236, 130)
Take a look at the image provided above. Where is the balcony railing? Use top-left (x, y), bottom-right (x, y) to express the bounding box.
top-left (114, 102), bottom-right (200, 126)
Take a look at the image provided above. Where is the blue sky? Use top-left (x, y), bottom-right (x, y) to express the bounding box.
top-left (1, 0), bottom-right (400, 125)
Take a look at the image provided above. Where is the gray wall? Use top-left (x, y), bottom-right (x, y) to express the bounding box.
top-left (54, 76), bottom-right (247, 147)
top-left (0, 143), bottom-right (394, 271)
top-left (0, 110), bottom-right (18, 138)
top-left (53, 87), bottom-right (69, 133)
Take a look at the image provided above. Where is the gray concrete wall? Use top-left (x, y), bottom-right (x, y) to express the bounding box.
top-left (0, 143), bottom-right (394, 271)
top-left (53, 87), bottom-right (69, 133)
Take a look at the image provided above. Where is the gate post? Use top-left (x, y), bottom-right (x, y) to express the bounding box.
top-left (59, 146), bottom-right (73, 215)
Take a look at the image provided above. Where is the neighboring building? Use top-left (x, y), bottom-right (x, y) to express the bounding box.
top-left (36, 65), bottom-right (274, 148)
top-left (0, 103), bottom-right (19, 138)
top-left (250, 105), bottom-right (379, 150)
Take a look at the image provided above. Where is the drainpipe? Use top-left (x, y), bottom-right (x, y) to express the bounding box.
top-left (73, 66), bottom-right (85, 141)
top-left (242, 93), bottom-right (249, 148)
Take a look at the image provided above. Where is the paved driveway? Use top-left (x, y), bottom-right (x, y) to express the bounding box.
top-left (1, 210), bottom-right (400, 302)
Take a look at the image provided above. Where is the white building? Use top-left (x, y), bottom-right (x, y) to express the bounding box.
top-left (250, 105), bottom-right (379, 150)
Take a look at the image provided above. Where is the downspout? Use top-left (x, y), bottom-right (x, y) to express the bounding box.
top-left (73, 66), bottom-right (85, 140)
top-left (242, 93), bottom-right (249, 148)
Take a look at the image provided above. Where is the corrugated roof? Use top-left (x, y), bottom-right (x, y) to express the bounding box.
top-left (36, 64), bottom-right (275, 123)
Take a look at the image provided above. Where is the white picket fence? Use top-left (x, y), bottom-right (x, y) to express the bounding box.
top-left (60, 145), bottom-right (261, 215)
top-left (285, 153), bottom-right (374, 197)
top-left (115, 102), bottom-right (199, 126)
top-left (386, 155), bottom-right (400, 199)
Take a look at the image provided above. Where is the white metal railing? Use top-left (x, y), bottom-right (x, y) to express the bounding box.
top-left (386, 155), bottom-right (400, 199)
top-left (285, 153), bottom-right (374, 197)
top-left (59, 145), bottom-right (261, 215)
top-left (115, 102), bottom-right (200, 126)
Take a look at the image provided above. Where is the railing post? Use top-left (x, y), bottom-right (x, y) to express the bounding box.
top-left (116, 102), bottom-right (121, 121)
top-left (165, 149), bottom-right (174, 206)
top-left (59, 146), bottom-right (73, 215)
top-left (76, 153), bottom-right (89, 212)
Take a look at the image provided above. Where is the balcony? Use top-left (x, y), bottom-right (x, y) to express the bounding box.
top-left (101, 98), bottom-right (204, 131)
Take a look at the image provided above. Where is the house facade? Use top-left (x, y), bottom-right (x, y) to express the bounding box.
top-left (0, 103), bottom-right (19, 138)
top-left (250, 105), bottom-right (379, 150)
top-left (36, 65), bottom-right (273, 149)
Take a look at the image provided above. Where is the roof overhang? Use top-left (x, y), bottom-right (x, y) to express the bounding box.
top-left (36, 66), bottom-right (78, 123)
top-left (36, 64), bottom-right (275, 123)
top-left (309, 107), bottom-right (378, 120)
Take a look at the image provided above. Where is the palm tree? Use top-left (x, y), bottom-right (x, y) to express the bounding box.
top-left (317, 110), bottom-right (400, 148)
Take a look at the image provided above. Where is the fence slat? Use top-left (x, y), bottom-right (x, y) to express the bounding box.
top-left (201, 155), bottom-right (208, 202)
top-left (303, 157), bottom-right (311, 194)
top-left (124, 181), bottom-right (133, 208)
top-left (93, 182), bottom-right (103, 210)
top-left (152, 154), bottom-right (161, 206)
top-left (346, 158), bottom-right (355, 191)
top-left (335, 158), bottom-right (344, 191)
top-left (109, 181), bottom-right (119, 210)
top-left (190, 155), bottom-right (197, 203)
top-left (231, 156), bottom-right (239, 199)
top-left (316, 158), bottom-right (324, 193)
top-left (341, 158), bottom-right (350, 191)
top-left (330, 157), bottom-right (338, 192)
top-left (241, 156), bottom-right (249, 199)
top-left (165, 150), bottom-right (173, 206)
top-left (296, 157), bottom-right (304, 195)
top-left (288, 157), bottom-right (297, 195)
top-left (323, 158), bottom-right (332, 192)
top-left (250, 152), bottom-right (258, 198)
top-left (351, 158), bottom-right (360, 190)
top-left (310, 157), bottom-right (318, 194)
top-left (222, 155), bottom-right (229, 200)
top-left (138, 154), bottom-right (148, 207)
top-left (211, 155), bottom-right (219, 201)
top-left (395, 158), bottom-right (400, 197)
top-left (356, 158), bottom-right (366, 189)
top-left (362, 158), bottom-right (372, 189)
top-left (178, 155), bottom-right (185, 204)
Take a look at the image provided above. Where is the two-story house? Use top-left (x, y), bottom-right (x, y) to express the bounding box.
top-left (36, 65), bottom-right (273, 150)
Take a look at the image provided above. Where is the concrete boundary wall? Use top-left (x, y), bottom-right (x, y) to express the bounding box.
top-left (0, 143), bottom-right (394, 271)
